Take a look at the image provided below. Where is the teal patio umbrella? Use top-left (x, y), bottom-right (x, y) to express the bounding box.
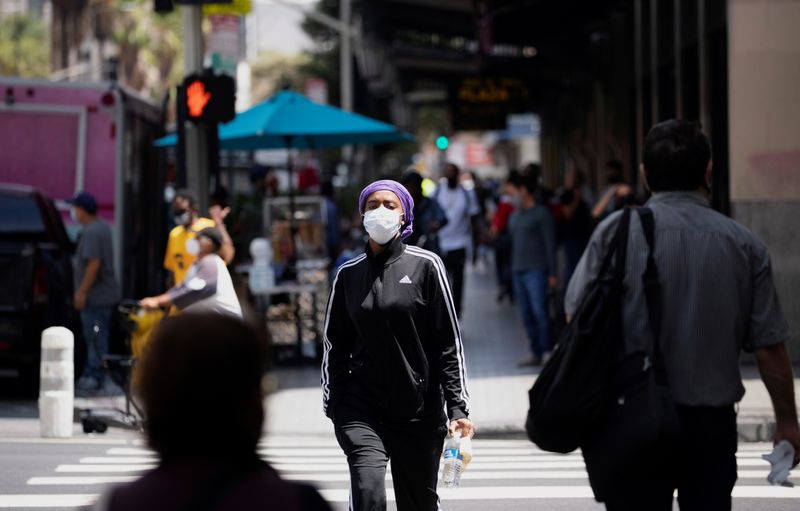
top-left (154, 90), bottom-right (412, 149)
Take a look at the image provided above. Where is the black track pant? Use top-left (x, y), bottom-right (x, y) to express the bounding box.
top-left (603, 405), bottom-right (738, 511)
top-left (441, 248), bottom-right (466, 317)
top-left (333, 407), bottom-right (447, 511)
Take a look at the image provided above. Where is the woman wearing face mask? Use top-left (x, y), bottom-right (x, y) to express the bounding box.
top-left (322, 180), bottom-right (474, 511)
top-left (141, 228), bottom-right (242, 318)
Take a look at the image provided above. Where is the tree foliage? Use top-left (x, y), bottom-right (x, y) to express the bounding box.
top-left (0, 14), bottom-right (50, 78)
top-left (110, 0), bottom-right (183, 98)
top-left (249, 51), bottom-right (311, 103)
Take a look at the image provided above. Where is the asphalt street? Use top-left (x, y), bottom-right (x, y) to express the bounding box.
top-left (0, 423), bottom-right (798, 510)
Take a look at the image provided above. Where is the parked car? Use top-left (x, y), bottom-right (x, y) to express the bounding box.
top-left (0, 183), bottom-right (79, 396)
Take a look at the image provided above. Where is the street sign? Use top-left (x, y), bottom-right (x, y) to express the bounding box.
top-left (204, 0), bottom-right (252, 15)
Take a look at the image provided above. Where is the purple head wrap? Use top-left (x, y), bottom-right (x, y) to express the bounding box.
top-left (358, 179), bottom-right (415, 239)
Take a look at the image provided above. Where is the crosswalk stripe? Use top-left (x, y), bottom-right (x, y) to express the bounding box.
top-left (271, 460), bottom-right (590, 472)
top-left (280, 469), bottom-right (778, 484)
top-left (318, 485), bottom-right (800, 503)
top-left (106, 448), bottom-right (155, 456)
top-left (27, 476), bottom-right (138, 486)
top-left (79, 457), bottom-right (158, 464)
top-left (55, 464), bottom-right (154, 473)
top-left (0, 494), bottom-right (98, 508)
top-left (264, 454), bottom-right (584, 465)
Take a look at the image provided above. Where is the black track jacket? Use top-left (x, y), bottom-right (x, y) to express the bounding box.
top-left (321, 237), bottom-right (470, 423)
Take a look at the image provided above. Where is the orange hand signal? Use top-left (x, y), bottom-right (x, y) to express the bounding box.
top-left (187, 80), bottom-right (212, 117)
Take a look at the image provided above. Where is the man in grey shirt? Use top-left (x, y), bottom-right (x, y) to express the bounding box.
top-left (69, 192), bottom-right (120, 392)
top-left (565, 120), bottom-right (799, 510)
top-left (509, 173), bottom-right (557, 366)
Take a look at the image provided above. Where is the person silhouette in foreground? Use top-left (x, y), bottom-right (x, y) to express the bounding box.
top-left (94, 313), bottom-right (331, 511)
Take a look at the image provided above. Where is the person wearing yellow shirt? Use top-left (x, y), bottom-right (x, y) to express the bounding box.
top-left (164, 189), bottom-right (235, 286)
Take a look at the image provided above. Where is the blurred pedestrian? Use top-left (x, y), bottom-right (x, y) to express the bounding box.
top-left (164, 189), bottom-right (234, 287)
top-left (68, 191), bottom-right (120, 393)
top-left (557, 168), bottom-right (592, 284)
top-left (400, 170), bottom-right (448, 255)
top-left (433, 162), bottom-right (481, 317)
top-left (321, 180), bottom-right (341, 264)
top-left (141, 228), bottom-right (242, 317)
top-left (509, 174), bottom-right (557, 366)
top-left (322, 180), bottom-right (474, 511)
top-left (591, 159), bottom-right (635, 222)
top-left (566, 119), bottom-right (799, 509)
top-left (490, 170), bottom-right (522, 302)
top-left (94, 313), bottom-right (331, 511)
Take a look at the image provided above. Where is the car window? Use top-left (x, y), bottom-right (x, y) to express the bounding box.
top-left (0, 194), bottom-right (45, 233)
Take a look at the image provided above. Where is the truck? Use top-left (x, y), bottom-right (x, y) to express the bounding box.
top-left (0, 78), bottom-right (169, 393)
top-left (0, 77), bottom-right (169, 299)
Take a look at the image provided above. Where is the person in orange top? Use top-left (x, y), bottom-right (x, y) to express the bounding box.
top-left (164, 189), bottom-right (234, 286)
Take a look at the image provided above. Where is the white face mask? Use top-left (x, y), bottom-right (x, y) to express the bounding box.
top-left (363, 206), bottom-right (402, 245)
top-left (185, 237), bottom-right (200, 256)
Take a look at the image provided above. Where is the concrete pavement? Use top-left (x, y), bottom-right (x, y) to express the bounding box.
top-left (264, 260), bottom-right (800, 442)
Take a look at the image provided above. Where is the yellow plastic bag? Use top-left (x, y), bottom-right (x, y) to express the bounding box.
top-left (129, 309), bottom-right (164, 387)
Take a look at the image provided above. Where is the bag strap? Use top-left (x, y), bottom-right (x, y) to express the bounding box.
top-left (597, 208), bottom-right (633, 283)
top-left (634, 207), bottom-right (669, 386)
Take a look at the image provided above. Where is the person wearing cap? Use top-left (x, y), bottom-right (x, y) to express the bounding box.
top-left (141, 228), bottom-right (241, 317)
top-left (321, 180), bottom-right (474, 511)
top-left (68, 191), bottom-right (120, 392)
top-left (400, 170), bottom-right (448, 255)
top-left (164, 189), bottom-right (235, 288)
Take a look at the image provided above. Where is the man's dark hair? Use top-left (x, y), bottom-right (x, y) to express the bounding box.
top-left (643, 119), bottom-right (711, 192)
top-left (523, 163), bottom-right (541, 183)
top-left (521, 172), bottom-right (538, 196)
top-left (506, 169), bottom-right (522, 187)
top-left (400, 170), bottom-right (423, 187)
top-left (174, 188), bottom-right (199, 209)
top-left (139, 313), bottom-right (266, 462)
top-left (197, 227), bottom-right (223, 251)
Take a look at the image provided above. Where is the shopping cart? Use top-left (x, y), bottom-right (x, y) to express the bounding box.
top-left (79, 299), bottom-right (163, 433)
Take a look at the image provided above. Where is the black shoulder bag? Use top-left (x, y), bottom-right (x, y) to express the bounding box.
top-left (581, 207), bottom-right (679, 500)
top-left (525, 208), bottom-right (633, 453)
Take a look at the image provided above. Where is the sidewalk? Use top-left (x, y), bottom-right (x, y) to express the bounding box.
top-left (265, 259), bottom-right (800, 442)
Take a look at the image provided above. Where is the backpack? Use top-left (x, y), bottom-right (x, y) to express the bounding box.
top-left (524, 208), bottom-right (634, 453)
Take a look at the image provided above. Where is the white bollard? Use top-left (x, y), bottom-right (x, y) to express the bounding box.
top-left (39, 327), bottom-right (74, 438)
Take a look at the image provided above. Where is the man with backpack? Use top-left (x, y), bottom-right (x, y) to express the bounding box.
top-left (434, 162), bottom-right (481, 317)
top-left (564, 120), bottom-right (799, 510)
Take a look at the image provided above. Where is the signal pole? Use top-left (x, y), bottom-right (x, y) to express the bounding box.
top-left (181, 4), bottom-right (210, 212)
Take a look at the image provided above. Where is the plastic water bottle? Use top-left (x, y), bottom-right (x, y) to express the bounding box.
top-left (442, 431), bottom-right (463, 488)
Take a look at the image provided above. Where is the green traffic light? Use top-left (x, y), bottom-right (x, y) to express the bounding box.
top-left (436, 136), bottom-right (449, 151)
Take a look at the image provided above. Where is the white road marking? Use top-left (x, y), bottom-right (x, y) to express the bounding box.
top-left (79, 457), bottom-right (157, 464)
top-left (106, 447), bottom-right (156, 456)
top-left (55, 464), bottom-right (154, 473)
top-left (317, 485), bottom-right (800, 503)
top-left (0, 494), bottom-right (98, 508)
top-left (27, 476), bottom-right (138, 486)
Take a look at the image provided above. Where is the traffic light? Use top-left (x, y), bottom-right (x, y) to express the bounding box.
top-left (158, 0), bottom-right (234, 11)
top-left (182, 72), bottom-right (235, 124)
top-left (154, 0), bottom-right (173, 12)
top-left (174, 0), bottom-right (233, 4)
top-left (435, 135), bottom-right (449, 151)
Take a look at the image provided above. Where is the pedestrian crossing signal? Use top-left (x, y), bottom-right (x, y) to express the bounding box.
top-left (182, 72), bottom-right (236, 124)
